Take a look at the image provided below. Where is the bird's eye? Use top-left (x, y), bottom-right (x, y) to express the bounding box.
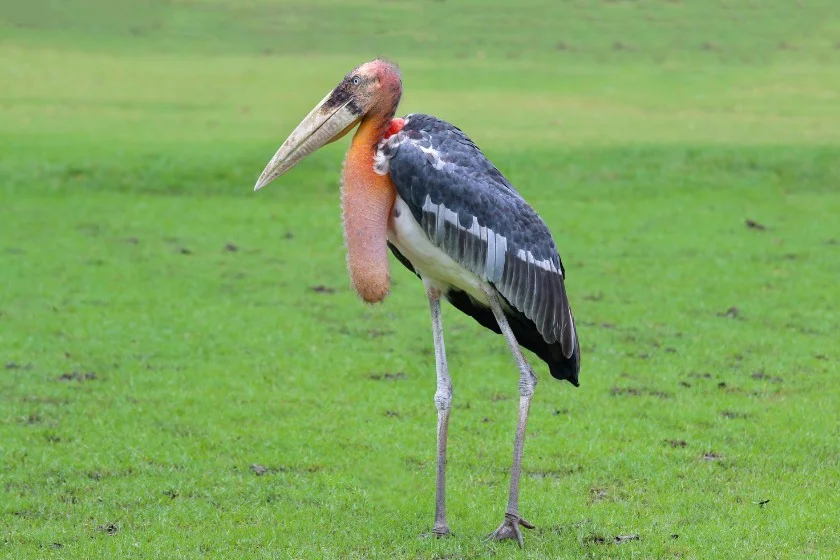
top-left (352, 76), bottom-right (361, 86)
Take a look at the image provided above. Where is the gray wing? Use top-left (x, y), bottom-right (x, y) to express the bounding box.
top-left (380, 114), bottom-right (576, 356)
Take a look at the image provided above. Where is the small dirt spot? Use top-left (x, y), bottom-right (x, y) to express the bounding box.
top-left (717, 306), bottom-right (741, 319)
top-left (367, 328), bottom-right (394, 338)
top-left (665, 347), bottom-right (676, 353)
top-left (777, 41), bottom-right (795, 50)
top-left (720, 410), bottom-right (747, 419)
top-left (58, 371), bottom-right (97, 382)
top-left (745, 219), bottom-right (766, 231)
top-left (51, 542), bottom-right (63, 549)
top-left (815, 354), bottom-right (828, 360)
top-left (679, 381), bottom-right (691, 388)
top-left (164, 489), bottom-right (179, 499)
top-left (369, 372), bottom-right (406, 381)
top-left (664, 439), bottom-right (687, 448)
top-left (284, 232), bottom-right (295, 239)
top-left (490, 393), bottom-right (510, 402)
top-left (124, 237), bottom-right (140, 244)
top-left (615, 534), bottom-right (639, 544)
top-left (178, 247), bottom-right (192, 255)
top-left (96, 523), bottom-right (119, 535)
top-left (224, 243), bottom-right (238, 252)
top-left (600, 322), bottom-right (615, 329)
top-left (751, 371), bottom-right (783, 382)
top-left (555, 41), bottom-right (569, 51)
top-left (689, 372), bottom-right (712, 379)
top-left (528, 466), bottom-right (581, 480)
top-left (586, 534), bottom-right (607, 544)
top-left (717, 382), bottom-right (728, 389)
top-left (553, 408), bottom-right (569, 416)
top-left (611, 386), bottom-right (671, 399)
top-left (250, 464), bottom-right (269, 476)
top-left (612, 41), bottom-right (630, 51)
top-left (482, 417), bottom-right (490, 423)
top-left (589, 486), bottom-right (609, 502)
top-left (309, 285), bottom-right (335, 294)
top-left (702, 452), bottom-right (723, 461)
top-left (701, 41), bottom-right (719, 51)
top-left (385, 410), bottom-right (400, 418)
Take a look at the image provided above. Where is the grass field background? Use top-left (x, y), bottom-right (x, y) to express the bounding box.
top-left (1, 1), bottom-right (839, 558)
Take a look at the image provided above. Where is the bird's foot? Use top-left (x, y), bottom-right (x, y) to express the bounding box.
top-left (487, 512), bottom-right (534, 547)
top-left (420, 525), bottom-right (451, 539)
top-left (432, 525), bottom-right (451, 538)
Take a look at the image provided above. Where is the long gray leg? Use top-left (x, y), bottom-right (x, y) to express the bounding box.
top-left (482, 285), bottom-right (537, 547)
top-left (426, 284), bottom-right (452, 537)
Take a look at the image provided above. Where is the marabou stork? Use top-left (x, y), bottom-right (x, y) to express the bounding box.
top-left (253, 59), bottom-right (580, 546)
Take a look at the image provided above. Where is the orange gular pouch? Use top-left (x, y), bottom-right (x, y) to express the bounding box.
top-left (341, 162), bottom-right (396, 304)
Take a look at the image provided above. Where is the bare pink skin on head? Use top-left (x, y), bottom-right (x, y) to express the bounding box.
top-left (340, 60), bottom-right (404, 304)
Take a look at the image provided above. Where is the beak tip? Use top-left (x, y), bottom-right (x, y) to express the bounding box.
top-left (253, 174), bottom-right (271, 191)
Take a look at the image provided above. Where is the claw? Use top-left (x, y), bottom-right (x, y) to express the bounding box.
top-left (487, 512), bottom-right (534, 547)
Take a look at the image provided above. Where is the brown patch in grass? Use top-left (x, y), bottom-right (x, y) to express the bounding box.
top-left (57, 371), bottom-right (97, 382)
top-left (369, 372), bottom-right (406, 381)
top-left (611, 386), bottom-right (672, 399)
top-left (717, 306), bottom-right (741, 319)
top-left (309, 285), bottom-right (335, 294)
top-left (615, 534), bottom-right (640, 544)
top-left (96, 523), bottom-right (119, 535)
top-left (745, 219), bottom-right (766, 231)
top-left (664, 439), bottom-right (687, 448)
top-left (751, 371), bottom-right (783, 382)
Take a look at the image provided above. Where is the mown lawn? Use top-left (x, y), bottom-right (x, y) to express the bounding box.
top-left (1, 1), bottom-right (839, 558)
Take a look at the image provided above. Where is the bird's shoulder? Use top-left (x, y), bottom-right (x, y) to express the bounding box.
top-left (378, 113), bottom-right (560, 266)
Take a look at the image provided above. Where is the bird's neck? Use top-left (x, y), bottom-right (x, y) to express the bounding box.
top-left (341, 115), bottom-right (397, 304)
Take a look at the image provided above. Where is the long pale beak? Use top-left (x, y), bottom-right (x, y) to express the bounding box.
top-left (254, 92), bottom-right (361, 191)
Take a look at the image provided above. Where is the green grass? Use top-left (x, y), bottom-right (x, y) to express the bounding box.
top-left (1, 1), bottom-right (839, 558)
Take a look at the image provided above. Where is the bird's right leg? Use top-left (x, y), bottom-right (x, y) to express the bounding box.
top-left (482, 285), bottom-right (537, 547)
top-left (426, 283), bottom-right (452, 537)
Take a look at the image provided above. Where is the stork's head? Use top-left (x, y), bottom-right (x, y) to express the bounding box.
top-left (254, 59), bottom-right (402, 190)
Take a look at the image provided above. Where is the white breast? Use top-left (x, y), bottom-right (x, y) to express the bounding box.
top-left (388, 196), bottom-right (490, 305)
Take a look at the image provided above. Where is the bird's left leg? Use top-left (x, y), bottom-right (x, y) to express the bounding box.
top-left (482, 286), bottom-right (537, 547)
top-left (426, 283), bottom-right (453, 537)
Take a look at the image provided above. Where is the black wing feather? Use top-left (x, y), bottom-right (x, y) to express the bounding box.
top-left (385, 114), bottom-right (580, 384)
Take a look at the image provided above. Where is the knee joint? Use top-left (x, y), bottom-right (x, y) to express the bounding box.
top-left (434, 384), bottom-right (453, 411)
top-left (518, 369), bottom-right (537, 397)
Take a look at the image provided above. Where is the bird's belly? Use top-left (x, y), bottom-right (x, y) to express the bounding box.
top-left (388, 196), bottom-right (490, 305)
